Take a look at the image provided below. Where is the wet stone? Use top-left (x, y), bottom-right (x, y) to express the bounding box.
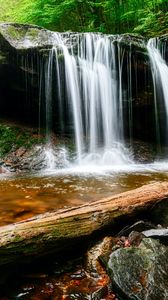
top-left (64, 293), bottom-right (90, 300)
top-left (142, 228), bottom-right (168, 244)
top-left (91, 285), bottom-right (108, 300)
top-left (117, 220), bottom-right (155, 237)
top-left (128, 231), bottom-right (144, 246)
top-left (107, 238), bottom-right (168, 300)
top-left (70, 269), bottom-right (86, 280)
top-left (85, 236), bottom-right (114, 278)
top-left (64, 286), bottom-right (109, 300)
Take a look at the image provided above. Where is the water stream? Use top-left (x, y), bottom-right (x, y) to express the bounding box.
top-left (43, 33), bottom-right (133, 169)
top-left (42, 33), bottom-right (168, 170)
top-left (2, 33), bottom-right (168, 215)
top-left (2, 33), bottom-right (168, 217)
top-left (1, 33), bottom-right (168, 298)
top-left (147, 38), bottom-right (168, 146)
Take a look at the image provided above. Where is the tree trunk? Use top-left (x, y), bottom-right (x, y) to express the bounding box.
top-left (0, 181), bottom-right (168, 267)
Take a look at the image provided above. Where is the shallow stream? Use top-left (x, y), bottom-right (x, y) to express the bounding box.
top-left (1, 162), bottom-right (168, 226)
top-left (1, 162), bottom-right (168, 299)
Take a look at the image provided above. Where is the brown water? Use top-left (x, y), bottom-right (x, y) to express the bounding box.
top-left (0, 167), bottom-right (168, 299)
top-left (0, 168), bottom-right (168, 226)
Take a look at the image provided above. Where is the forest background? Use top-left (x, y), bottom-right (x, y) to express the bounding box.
top-left (0, 0), bottom-right (168, 37)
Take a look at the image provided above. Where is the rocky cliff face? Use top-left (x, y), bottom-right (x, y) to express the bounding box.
top-left (0, 23), bottom-right (160, 143)
top-left (0, 23), bottom-right (79, 127)
top-left (0, 23), bottom-right (57, 50)
top-left (0, 23), bottom-right (52, 124)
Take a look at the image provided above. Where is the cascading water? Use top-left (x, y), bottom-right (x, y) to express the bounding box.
top-left (43, 33), bottom-right (132, 170)
top-left (147, 38), bottom-right (168, 146)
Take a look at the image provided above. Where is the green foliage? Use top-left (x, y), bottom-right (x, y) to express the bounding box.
top-left (133, 2), bottom-right (168, 36)
top-left (0, 124), bottom-right (39, 157)
top-left (0, 0), bottom-right (168, 36)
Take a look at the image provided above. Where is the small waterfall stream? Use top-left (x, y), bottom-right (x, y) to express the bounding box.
top-left (3, 26), bottom-right (168, 300)
top-left (31, 33), bottom-right (168, 170)
top-left (147, 38), bottom-right (168, 146)
top-left (43, 33), bottom-right (133, 169)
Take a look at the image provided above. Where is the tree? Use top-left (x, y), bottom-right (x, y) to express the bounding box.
top-left (0, 0), bottom-right (168, 36)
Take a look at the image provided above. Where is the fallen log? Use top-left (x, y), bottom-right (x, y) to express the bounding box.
top-left (0, 181), bottom-right (168, 267)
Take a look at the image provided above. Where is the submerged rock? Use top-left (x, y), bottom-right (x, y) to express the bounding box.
top-left (107, 238), bottom-right (168, 300)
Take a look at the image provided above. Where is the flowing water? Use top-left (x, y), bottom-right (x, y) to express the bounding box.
top-left (147, 38), bottom-right (168, 145)
top-left (2, 33), bottom-right (168, 225)
top-left (2, 33), bottom-right (168, 298)
top-left (42, 33), bottom-right (133, 169)
top-left (42, 33), bottom-right (168, 170)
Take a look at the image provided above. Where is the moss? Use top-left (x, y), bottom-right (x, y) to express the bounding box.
top-left (0, 123), bottom-right (42, 158)
top-left (5, 26), bottom-right (26, 40)
top-left (12, 234), bottom-right (23, 243)
top-left (27, 28), bottom-right (40, 40)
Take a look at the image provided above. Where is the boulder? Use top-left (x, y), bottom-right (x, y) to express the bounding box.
top-left (107, 238), bottom-right (168, 300)
top-left (0, 23), bottom-right (80, 128)
top-left (0, 23), bottom-right (56, 50)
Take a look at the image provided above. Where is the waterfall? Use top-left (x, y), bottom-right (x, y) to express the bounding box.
top-left (42, 33), bottom-right (133, 169)
top-left (147, 38), bottom-right (168, 145)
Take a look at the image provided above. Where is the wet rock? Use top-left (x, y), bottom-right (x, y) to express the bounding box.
top-left (64, 286), bottom-right (108, 300)
top-left (70, 269), bottom-right (86, 280)
top-left (84, 237), bottom-right (115, 299)
top-left (2, 145), bottom-right (47, 172)
top-left (0, 23), bottom-right (86, 55)
top-left (91, 285), bottom-right (108, 300)
top-left (0, 166), bottom-right (8, 173)
top-left (130, 140), bottom-right (156, 163)
top-left (0, 23), bottom-right (56, 126)
top-left (149, 199), bottom-right (168, 227)
top-left (15, 147), bottom-right (27, 157)
top-left (85, 236), bottom-right (114, 278)
top-left (118, 220), bottom-right (155, 237)
top-left (107, 238), bottom-right (168, 300)
top-left (0, 23), bottom-right (56, 50)
top-left (142, 228), bottom-right (168, 244)
top-left (113, 33), bottom-right (147, 56)
top-left (127, 231), bottom-right (144, 246)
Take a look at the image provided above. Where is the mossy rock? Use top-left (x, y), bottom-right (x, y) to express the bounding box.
top-left (107, 238), bottom-right (168, 300)
top-left (0, 23), bottom-right (56, 50)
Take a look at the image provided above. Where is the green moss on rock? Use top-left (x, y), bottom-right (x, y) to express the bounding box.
top-left (0, 123), bottom-right (39, 158)
top-left (107, 238), bottom-right (168, 300)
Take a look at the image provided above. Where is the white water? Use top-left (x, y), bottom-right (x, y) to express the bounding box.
top-left (44, 145), bottom-right (70, 171)
top-left (18, 33), bottom-right (168, 172)
top-left (44, 147), bottom-right (56, 170)
top-left (44, 33), bottom-right (132, 169)
top-left (147, 38), bottom-right (168, 142)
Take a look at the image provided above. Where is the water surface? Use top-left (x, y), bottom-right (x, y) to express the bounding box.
top-left (1, 162), bottom-right (168, 226)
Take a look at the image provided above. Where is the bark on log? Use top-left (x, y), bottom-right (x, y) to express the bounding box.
top-left (0, 181), bottom-right (168, 267)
